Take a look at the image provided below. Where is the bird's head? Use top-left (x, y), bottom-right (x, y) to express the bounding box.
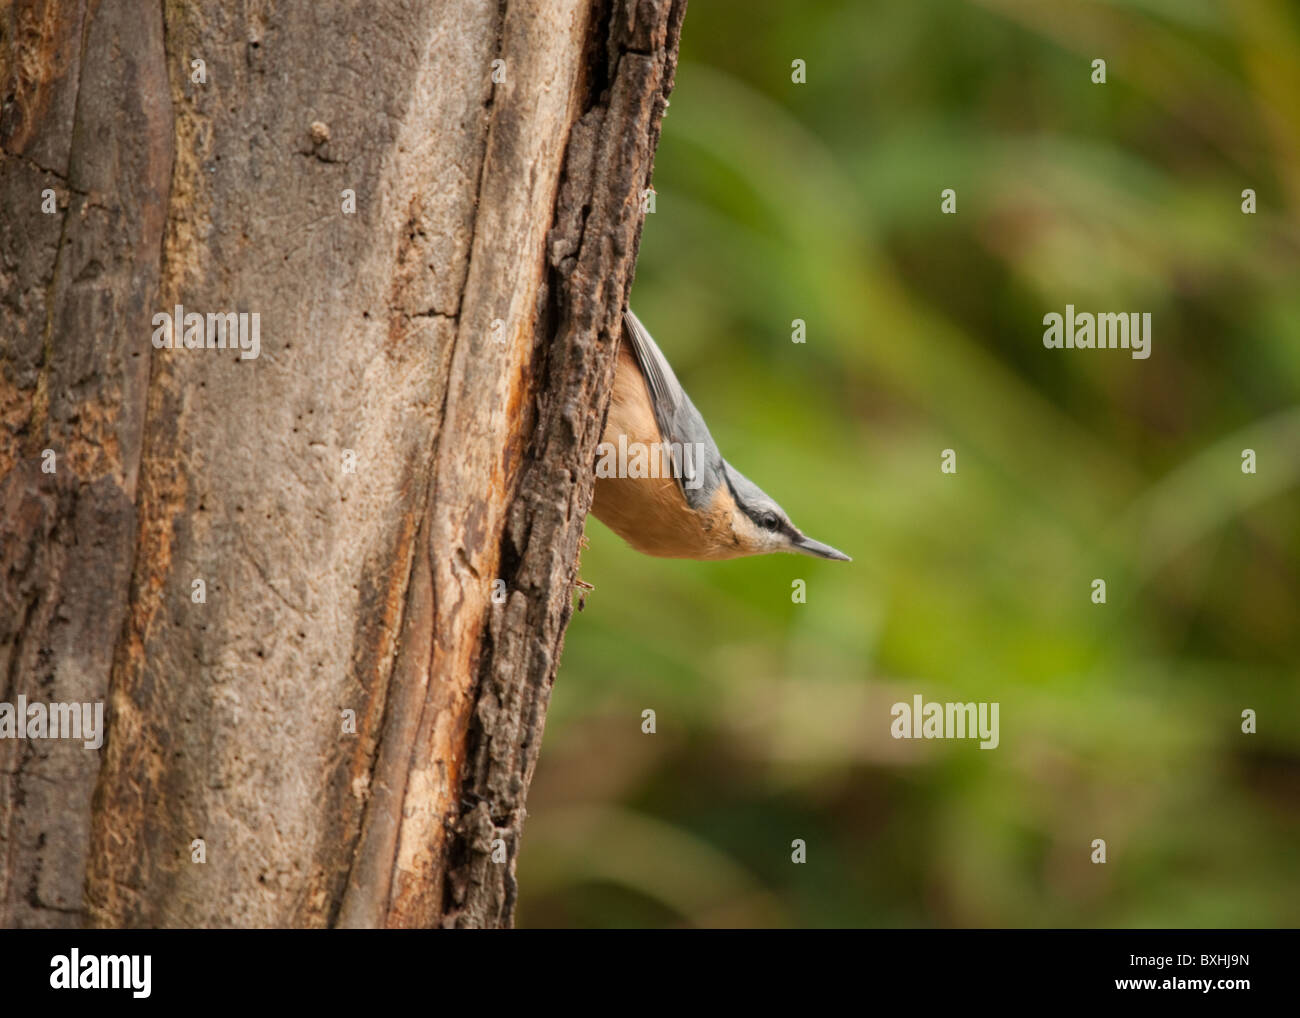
top-left (717, 462), bottom-right (851, 561)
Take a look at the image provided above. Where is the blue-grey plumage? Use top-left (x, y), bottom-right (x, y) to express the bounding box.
top-left (589, 309), bottom-right (851, 562)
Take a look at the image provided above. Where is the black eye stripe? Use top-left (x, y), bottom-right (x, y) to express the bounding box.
top-left (740, 501), bottom-right (786, 532)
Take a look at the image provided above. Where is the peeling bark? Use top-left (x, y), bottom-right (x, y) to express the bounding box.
top-left (0, 0), bottom-right (685, 929)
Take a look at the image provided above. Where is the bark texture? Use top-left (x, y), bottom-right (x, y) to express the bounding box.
top-left (0, 0), bottom-right (685, 928)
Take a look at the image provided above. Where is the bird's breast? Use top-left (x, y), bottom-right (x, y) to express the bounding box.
top-left (590, 343), bottom-right (741, 559)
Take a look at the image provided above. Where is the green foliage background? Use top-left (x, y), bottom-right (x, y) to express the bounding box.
top-left (518, 0), bottom-right (1300, 927)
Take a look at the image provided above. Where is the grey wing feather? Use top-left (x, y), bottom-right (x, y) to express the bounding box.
top-left (621, 309), bottom-right (724, 510)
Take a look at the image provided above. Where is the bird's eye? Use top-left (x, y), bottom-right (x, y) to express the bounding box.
top-left (758, 511), bottom-right (781, 531)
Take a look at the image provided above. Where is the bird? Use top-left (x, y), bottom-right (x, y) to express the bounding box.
top-left (589, 308), bottom-right (850, 562)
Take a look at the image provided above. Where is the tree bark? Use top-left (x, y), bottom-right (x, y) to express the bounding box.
top-left (0, 0), bottom-right (684, 929)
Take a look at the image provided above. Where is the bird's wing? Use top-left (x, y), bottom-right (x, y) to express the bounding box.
top-left (620, 308), bottom-right (723, 509)
top-left (622, 308), bottom-right (680, 421)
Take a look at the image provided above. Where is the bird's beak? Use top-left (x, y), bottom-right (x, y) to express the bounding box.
top-left (792, 535), bottom-right (851, 561)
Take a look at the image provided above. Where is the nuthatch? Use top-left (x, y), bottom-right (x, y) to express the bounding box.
top-left (590, 309), bottom-right (850, 562)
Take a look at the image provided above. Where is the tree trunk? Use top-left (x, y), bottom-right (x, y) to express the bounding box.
top-left (0, 0), bottom-right (684, 929)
